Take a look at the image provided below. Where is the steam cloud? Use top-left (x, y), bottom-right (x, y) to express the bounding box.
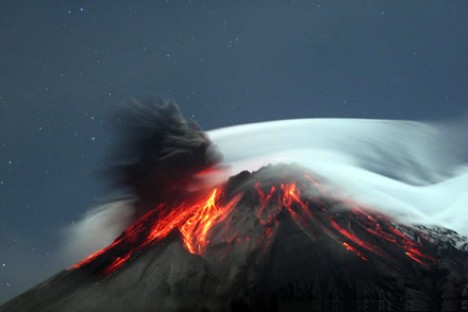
top-left (208, 118), bottom-right (468, 236)
top-left (65, 101), bottom-right (468, 264)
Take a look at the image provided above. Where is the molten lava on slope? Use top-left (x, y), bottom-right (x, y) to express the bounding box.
top-left (3, 99), bottom-right (468, 312)
top-left (71, 164), bottom-right (437, 277)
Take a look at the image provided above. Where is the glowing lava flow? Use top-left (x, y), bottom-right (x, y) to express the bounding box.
top-left (252, 177), bottom-right (436, 266)
top-left (71, 188), bottom-right (241, 273)
top-left (71, 170), bottom-right (437, 276)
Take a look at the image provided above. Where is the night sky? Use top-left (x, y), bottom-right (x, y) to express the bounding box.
top-left (1, 1), bottom-right (467, 303)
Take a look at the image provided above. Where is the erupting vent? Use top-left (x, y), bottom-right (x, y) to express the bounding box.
top-left (71, 166), bottom-right (436, 276)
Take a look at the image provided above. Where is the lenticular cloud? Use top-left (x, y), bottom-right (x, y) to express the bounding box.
top-left (207, 118), bottom-right (468, 236)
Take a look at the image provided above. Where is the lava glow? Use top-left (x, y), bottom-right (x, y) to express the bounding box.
top-left (70, 187), bottom-right (242, 273)
top-left (71, 170), bottom-right (437, 276)
top-left (180, 189), bottom-right (241, 254)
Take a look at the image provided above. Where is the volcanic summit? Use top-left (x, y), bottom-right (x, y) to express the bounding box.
top-left (2, 99), bottom-right (468, 312)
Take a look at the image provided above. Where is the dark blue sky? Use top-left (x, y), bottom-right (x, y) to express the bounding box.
top-left (1, 0), bottom-right (467, 302)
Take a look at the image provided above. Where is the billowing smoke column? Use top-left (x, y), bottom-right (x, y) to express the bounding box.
top-left (105, 98), bottom-right (222, 204)
top-left (4, 99), bottom-right (468, 312)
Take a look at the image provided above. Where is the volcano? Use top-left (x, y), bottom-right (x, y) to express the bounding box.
top-left (2, 99), bottom-right (468, 312)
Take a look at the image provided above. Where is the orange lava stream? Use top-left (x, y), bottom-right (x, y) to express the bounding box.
top-left (71, 174), bottom-right (436, 275)
top-left (71, 187), bottom-right (241, 272)
top-left (180, 189), bottom-right (241, 254)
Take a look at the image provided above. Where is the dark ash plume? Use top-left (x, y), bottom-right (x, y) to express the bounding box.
top-left (106, 97), bottom-right (222, 205)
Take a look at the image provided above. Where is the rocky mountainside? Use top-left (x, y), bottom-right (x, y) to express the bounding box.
top-left (2, 164), bottom-right (468, 312)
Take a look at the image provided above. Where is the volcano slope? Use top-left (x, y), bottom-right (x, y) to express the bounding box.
top-left (2, 100), bottom-right (468, 312)
top-left (4, 166), bottom-right (468, 312)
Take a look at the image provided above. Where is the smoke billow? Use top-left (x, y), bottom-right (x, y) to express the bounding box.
top-left (106, 98), bottom-right (222, 204)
